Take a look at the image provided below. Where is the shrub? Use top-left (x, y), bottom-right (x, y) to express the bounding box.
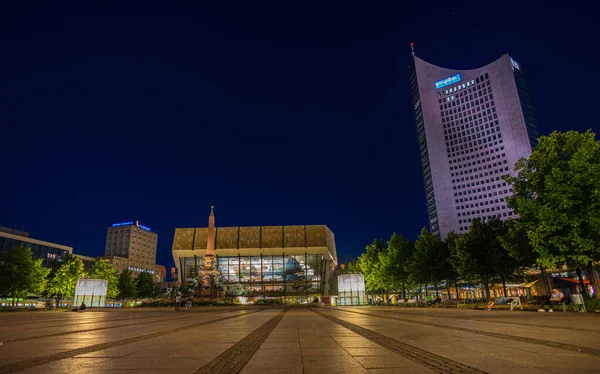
top-left (584, 298), bottom-right (600, 311)
top-left (139, 299), bottom-right (174, 307)
top-left (254, 299), bottom-right (283, 305)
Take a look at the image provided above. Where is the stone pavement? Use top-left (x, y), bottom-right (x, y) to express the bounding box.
top-left (0, 306), bottom-right (598, 373)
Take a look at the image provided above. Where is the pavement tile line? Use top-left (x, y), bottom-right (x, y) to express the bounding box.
top-left (0, 312), bottom-right (176, 332)
top-left (310, 308), bottom-right (487, 374)
top-left (0, 310), bottom-right (262, 374)
top-left (373, 308), bottom-right (600, 334)
top-left (337, 308), bottom-right (600, 358)
top-left (1, 309), bottom-right (224, 344)
top-left (193, 309), bottom-right (289, 374)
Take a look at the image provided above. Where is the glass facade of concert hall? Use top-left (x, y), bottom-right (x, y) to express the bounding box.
top-left (179, 254), bottom-right (325, 295)
top-left (172, 225), bottom-right (337, 298)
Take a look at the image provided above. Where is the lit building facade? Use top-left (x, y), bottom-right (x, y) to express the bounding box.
top-left (74, 254), bottom-right (97, 271)
top-left (409, 53), bottom-right (539, 237)
top-left (100, 255), bottom-right (129, 273)
top-left (171, 210), bottom-right (338, 300)
top-left (104, 221), bottom-right (160, 277)
top-left (154, 264), bottom-right (166, 283)
top-left (0, 227), bottom-right (73, 266)
top-left (336, 274), bottom-right (367, 306)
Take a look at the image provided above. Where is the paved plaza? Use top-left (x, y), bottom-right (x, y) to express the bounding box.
top-left (0, 306), bottom-right (598, 373)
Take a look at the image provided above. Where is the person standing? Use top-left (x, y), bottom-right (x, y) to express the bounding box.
top-left (538, 288), bottom-right (564, 312)
top-left (174, 292), bottom-right (182, 311)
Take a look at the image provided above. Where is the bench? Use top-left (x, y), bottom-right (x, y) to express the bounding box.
top-left (443, 299), bottom-right (466, 308)
top-left (404, 299), bottom-right (418, 307)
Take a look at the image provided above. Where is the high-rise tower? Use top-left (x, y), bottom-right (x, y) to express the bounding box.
top-left (409, 52), bottom-right (538, 238)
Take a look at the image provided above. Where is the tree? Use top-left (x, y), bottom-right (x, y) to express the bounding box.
top-left (136, 272), bottom-right (158, 299)
top-left (0, 247), bottom-right (50, 308)
top-left (452, 218), bottom-right (507, 300)
top-left (338, 259), bottom-right (362, 274)
top-left (379, 233), bottom-right (414, 299)
top-left (88, 259), bottom-right (120, 300)
top-left (45, 254), bottom-right (85, 307)
top-left (500, 219), bottom-right (551, 295)
top-left (357, 240), bottom-right (388, 299)
top-left (118, 269), bottom-right (137, 301)
top-left (445, 231), bottom-right (462, 299)
top-left (405, 228), bottom-right (448, 298)
top-left (505, 130), bottom-right (600, 298)
top-left (346, 259), bottom-right (362, 274)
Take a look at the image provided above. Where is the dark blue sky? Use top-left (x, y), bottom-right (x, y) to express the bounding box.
top-left (1, 3), bottom-right (597, 272)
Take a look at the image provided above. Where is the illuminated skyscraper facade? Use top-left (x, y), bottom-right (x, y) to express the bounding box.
top-left (409, 53), bottom-right (538, 237)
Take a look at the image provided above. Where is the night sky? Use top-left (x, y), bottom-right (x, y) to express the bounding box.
top-left (1, 3), bottom-right (597, 273)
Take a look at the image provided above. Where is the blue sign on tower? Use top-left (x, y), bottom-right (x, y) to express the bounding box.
top-left (112, 222), bottom-right (134, 227)
top-left (435, 73), bottom-right (461, 89)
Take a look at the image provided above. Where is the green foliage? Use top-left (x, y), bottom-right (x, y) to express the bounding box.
top-left (584, 298), bottom-right (600, 311)
top-left (505, 130), bottom-right (600, 269)
top-left (379, 233), bottom-right (414, 291)
top-left (346, 259), bottom-right (362, 273)
top-left (0, 247), bottom-right (50, 306)
top-left (445, 231), bottom-right (461, 275)
top-left (452, 218), bottom-right (508, 298)
top-left (45, 254), bottom-right (85, 300)
top-left (118, 269), bottom-right (137, 300)
top-left (224, 283), bottom-right (249, 297)
top-left (357, 239), bottom-right (388, 295)
top-left (254, 298), bottom-right (283, 305)
top-left (499, 219), bottom-right (536, 266)
top-left (338, 259), bottom-right (362, 274)
top-left (405, 228), bottom-right (451, 289)
top-left (88, 259), bottom-right (120, 299)
top-left (139, 298), bottom-right (174, 307)
top-left (136, 271), bottom-right (158, 299)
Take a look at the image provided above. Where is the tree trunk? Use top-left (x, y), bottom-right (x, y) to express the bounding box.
top-left (454, 278), bottom-right (460, 300)
top-left (539, 266), bottom-right (551, 295)
top-left (501, 275), bottom-right (507, 297)
top-left (484, 276), bottom-right (491, 301)
top-left (434, 283), bottom-right (439, 298)
top-left (576, 267), bottom-right (588, 298)
top-left (587, 262), bottom-right (600, 300)
top-left (401, 283), bottom-right (406, 300)
top-left (446, 283), bottom-right (451, 300)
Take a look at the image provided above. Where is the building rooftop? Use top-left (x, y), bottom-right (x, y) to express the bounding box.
top-left (172, 225), bottom-right (338, 264)
top-left (0, 226), bottom-right (30, 237)
top-left (74, 254), bottom-right (98, 262)
top-left (0, 230), bottom-right (73, 253)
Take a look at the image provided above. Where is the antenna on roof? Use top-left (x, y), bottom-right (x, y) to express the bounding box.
top-left (410, 42), bottom-right (415, 56)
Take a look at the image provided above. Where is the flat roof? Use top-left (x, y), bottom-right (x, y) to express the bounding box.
top-left (74, 254), bottom-right (97, 262)
top-left (0, 231), bottom-right (73, 253)
top-left (172, 225), bottom-right (338, 266)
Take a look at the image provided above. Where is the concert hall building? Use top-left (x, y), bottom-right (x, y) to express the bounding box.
top-left (171, 210), bottom-right (338, 301)
top-left (409, 52), bottom-right (539, 237)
